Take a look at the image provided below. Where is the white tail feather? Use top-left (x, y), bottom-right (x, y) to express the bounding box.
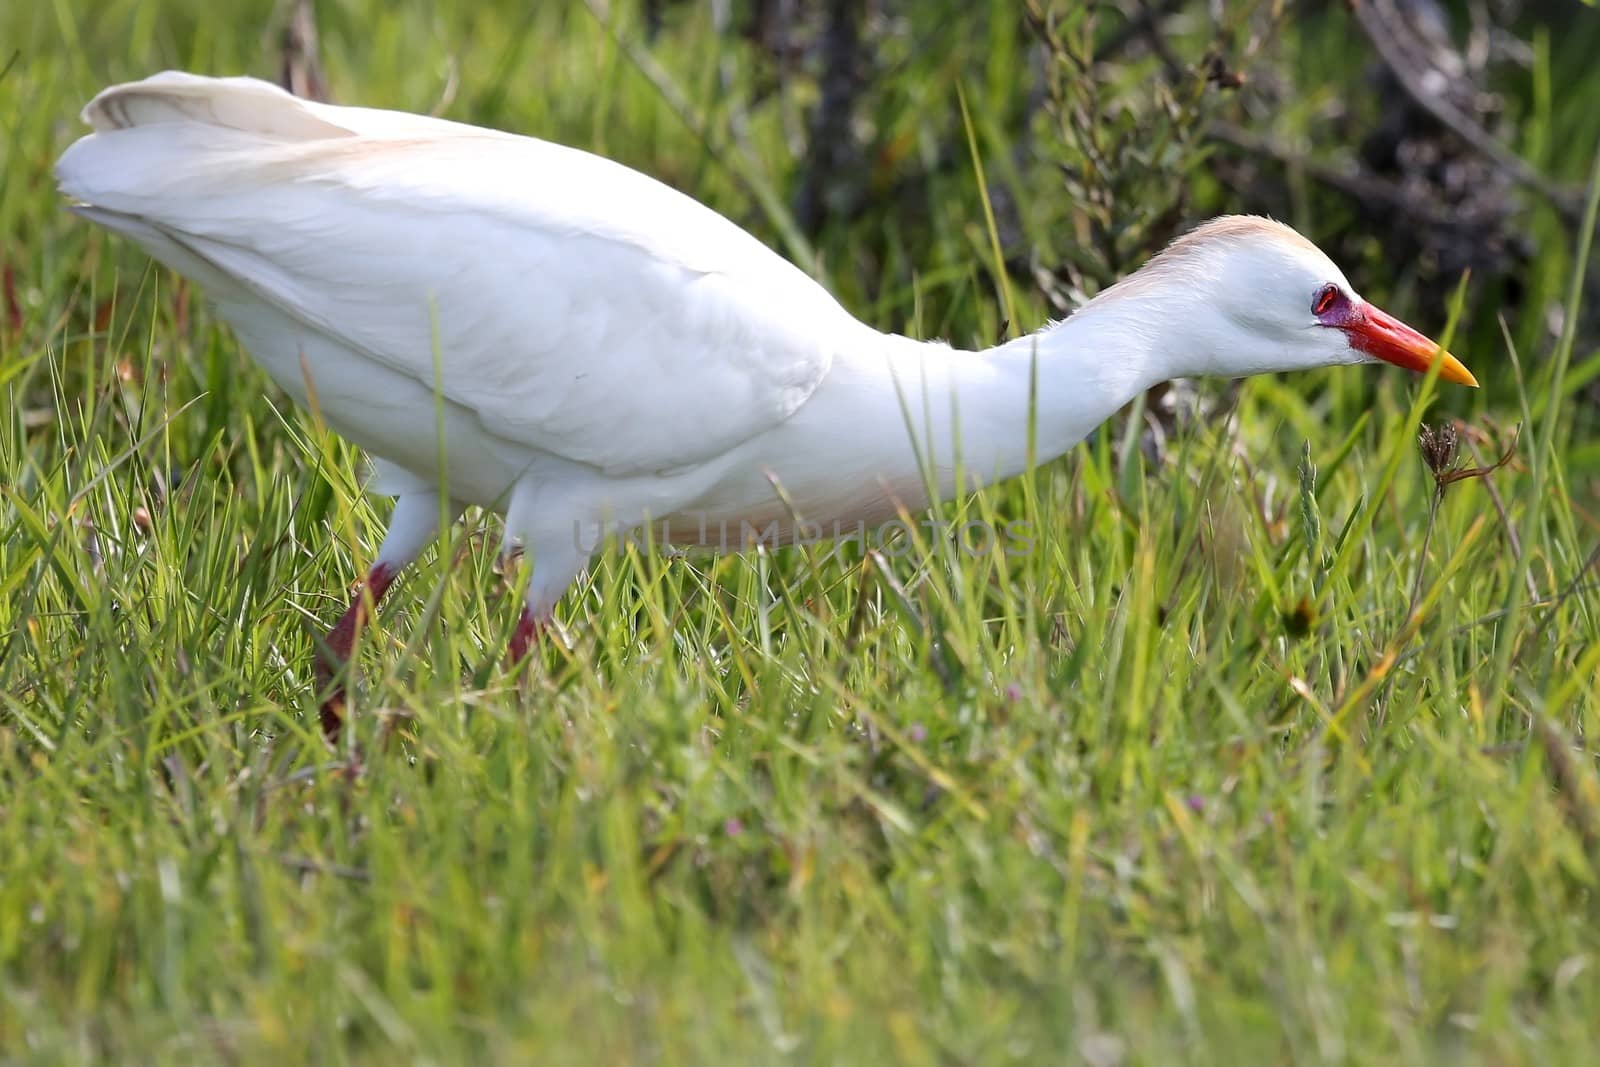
top-left (80, 71), bottom-right (351, 140)
top-left (56, 73), bottom-right (493, 217)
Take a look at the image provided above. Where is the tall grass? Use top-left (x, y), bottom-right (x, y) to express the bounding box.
top-left (2, 1), bottom-right (1599, 1062)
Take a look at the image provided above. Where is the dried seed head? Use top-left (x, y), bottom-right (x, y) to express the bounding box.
top-left (1418, 422), bottom-right (1459, 477)
top-left (1204, 54), bottom-right (1246, 89)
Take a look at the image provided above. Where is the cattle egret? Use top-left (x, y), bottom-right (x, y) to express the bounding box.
top-left (56, 72), bottom-right (1477, 736)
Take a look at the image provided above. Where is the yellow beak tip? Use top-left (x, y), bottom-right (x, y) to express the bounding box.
top-left (1441, 354), bottom-right (1479, 388)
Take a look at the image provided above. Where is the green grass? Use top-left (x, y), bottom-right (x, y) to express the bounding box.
top-left (4, 1), bottom-right (1600, 1062)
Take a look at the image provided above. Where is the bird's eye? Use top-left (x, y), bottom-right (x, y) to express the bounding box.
top-left (1313, 284), bottom-right (1342, 316)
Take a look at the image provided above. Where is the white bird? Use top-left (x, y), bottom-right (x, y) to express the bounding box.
top-left (56, 72), bottom-right (1476, 736)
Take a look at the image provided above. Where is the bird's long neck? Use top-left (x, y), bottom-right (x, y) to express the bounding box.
top-left (871, 298), bottom-right (1182, 497)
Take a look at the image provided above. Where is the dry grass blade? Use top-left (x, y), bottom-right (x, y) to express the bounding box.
top-left (279, 0), bottom-right (331, 103)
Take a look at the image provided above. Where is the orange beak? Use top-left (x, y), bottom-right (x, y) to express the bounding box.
top-left (1345, 302), bottom-right (1478, 387)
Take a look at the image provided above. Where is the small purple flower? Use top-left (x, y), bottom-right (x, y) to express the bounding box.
top-left (908, 722), bottom-right (928, 743)
top-left (723, 818), bottom-right (744, 837)
top-left (1004, 683), bottom-right (1024, 703)
top-left (1185, 794), bottom-right (1205, 814)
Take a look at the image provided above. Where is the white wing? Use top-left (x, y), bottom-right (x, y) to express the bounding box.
top-left (56, 72), bottom-right (856, 477)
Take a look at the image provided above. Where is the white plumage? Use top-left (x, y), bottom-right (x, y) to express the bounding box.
top-left (57, 72), bottom-right (1474, 735)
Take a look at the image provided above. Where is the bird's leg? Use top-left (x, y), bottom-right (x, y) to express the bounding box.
top-left (507, 606), bottom-right (545, 667)
top-left (316, 562), bottom-right (400, 739)
top-left (314, 491), bottom-right (447, 742)
top-left (502, 538), bottom-right (587, 673)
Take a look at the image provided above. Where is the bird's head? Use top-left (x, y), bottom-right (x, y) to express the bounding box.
top-left (1090, 216), bottom-right (1477, 387)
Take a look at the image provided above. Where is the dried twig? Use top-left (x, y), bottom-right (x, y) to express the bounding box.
top-left (1089, 0), bottom-right (1186, 66)
top-left (580, 0), bottom-right (818, 276)
top-left (793, 0), bottom-right (869, 238)
top-left (1348, 0), bottom-right (1582, 224)
top-left (1208, 122), bottom-right (1465, 230)
top-left (1391, 573), bottom-right (1600, 674)
top-left (1459, 424), bottom-right (1538, 601)
top-left (276, 853), bottom-right (371, 882)
top-left (1532, 714), bottom-right (1600, 854)
top-left (1430, 421), bottom-right (1519, 489)
top-left (1129, 0), bottom-right (1186, 83)
top-left (2, 260), bottom-right (19, 332)
top-left (279, 0), bottom-right (331, 103)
